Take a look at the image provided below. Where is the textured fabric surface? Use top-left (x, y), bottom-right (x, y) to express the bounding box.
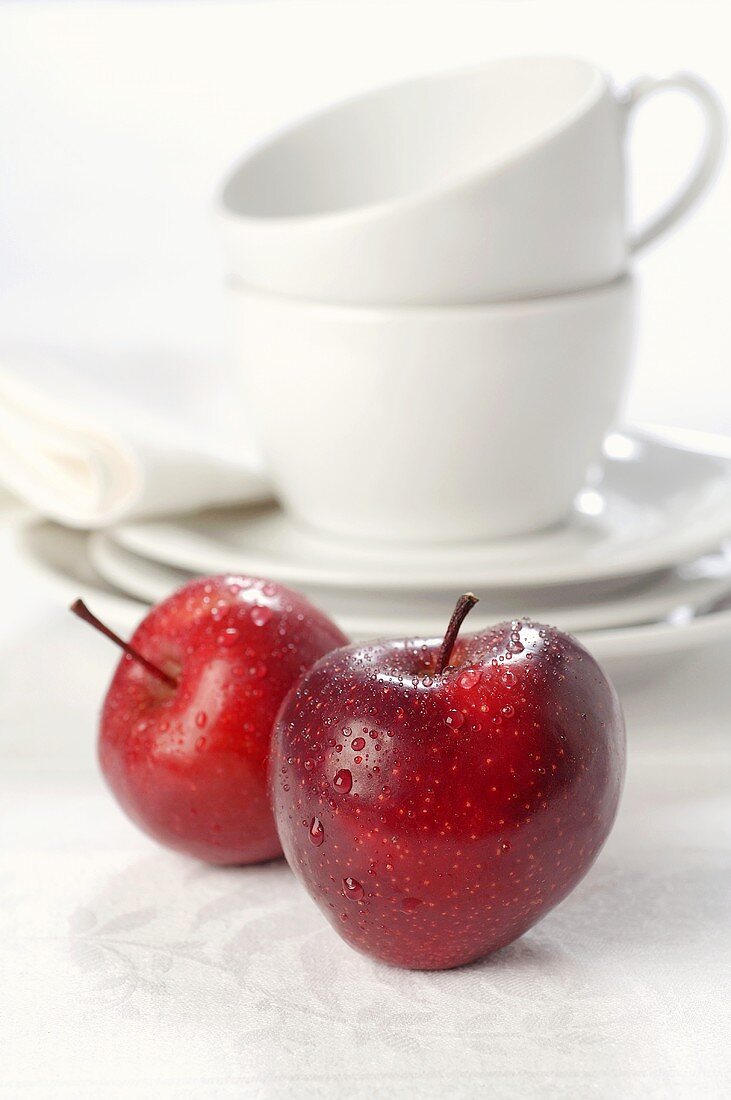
top-left (2, 673), bottom-right (729, 1098)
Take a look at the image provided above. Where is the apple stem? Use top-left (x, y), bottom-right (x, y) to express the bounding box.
top-left (437, 593), bottom-right (479, 674)
top-left (69, 598), bottom-right (178, 689)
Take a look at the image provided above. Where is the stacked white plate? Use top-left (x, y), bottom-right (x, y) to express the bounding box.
top-left (17, 425), bottom-right (731, 683)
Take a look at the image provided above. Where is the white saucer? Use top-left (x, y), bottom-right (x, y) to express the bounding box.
top-left (89, 528), bottom-right (731, 638)
top-left (113, 427), bottom-right (731, 591)
top-left (17, 517), bottom-right (731, 685)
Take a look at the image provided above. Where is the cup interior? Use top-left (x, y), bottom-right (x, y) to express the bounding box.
top-left (223, 57), bottom-right (602, 221)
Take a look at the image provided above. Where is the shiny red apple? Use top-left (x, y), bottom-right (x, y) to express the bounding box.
top-left (270, 595), bottom-right (625, 969)
top-left (73, 575), bottom-right (347, 865)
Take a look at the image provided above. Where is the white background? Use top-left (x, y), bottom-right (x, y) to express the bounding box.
top-left (1, 3), bottom-right (730, 1097)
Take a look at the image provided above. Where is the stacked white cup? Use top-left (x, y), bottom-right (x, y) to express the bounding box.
top-left (219, 56), bottom-right (724, 544)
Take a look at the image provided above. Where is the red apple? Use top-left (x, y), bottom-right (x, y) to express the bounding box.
top-left (270, 595), bottom-right (625, 969)
top-left (73, 576), bottom-right (347, 865)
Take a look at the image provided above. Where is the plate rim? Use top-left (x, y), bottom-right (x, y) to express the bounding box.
top-left (90, 528), bottom-right (731, 638)
top-left (17, 515), bottom-right (731, 669)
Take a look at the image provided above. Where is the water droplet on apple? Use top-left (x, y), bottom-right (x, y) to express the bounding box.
top-left (401, 897), bottom-right (423, 913)
top-left (499, 840), bottom-right (512, 853)
top-left (502, 704), bottom-right (515, 718)
top-left (334, 768), bottom-right (353, 793)
top-left (250, 606), bottom-right (272, 627)
top-left (458, 669), bottom-right (481, 690)
top-left (309, 817), bottom-right (325, 846)
top-left (351, 736), bottom-right (366, 751)
top-left (217, 626), bottom-right (240, 647)
top-left (342, 876), bottom-right (364, 901)
top-left (195, 736), bottom-right (207, 752)
top-left (249, 661), bottom-right (268, 679)
top-left (445, 709), bottom-right (465, 730)
top-left (195, 711), bottom-right (207, 729)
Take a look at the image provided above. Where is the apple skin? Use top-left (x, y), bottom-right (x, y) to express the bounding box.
top-left (99, 575), bottom-right (348, 865)
top-left (270, 619), bottom-right (625, 969)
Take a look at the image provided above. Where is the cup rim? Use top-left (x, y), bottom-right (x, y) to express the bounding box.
top-left (218, 55), bottom-right (608, 229)
top-left (228, 272), bottom-right (633, 319)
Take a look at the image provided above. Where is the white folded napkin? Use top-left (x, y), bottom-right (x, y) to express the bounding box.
top-left (0, 358), bottom-right (271, 528)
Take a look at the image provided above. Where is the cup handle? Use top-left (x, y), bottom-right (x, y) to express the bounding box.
top-left (624, 72), bottom-right (726, 254)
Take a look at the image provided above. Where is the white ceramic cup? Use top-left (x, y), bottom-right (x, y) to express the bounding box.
top-left (229, 276), bottom-right (636, 544)
top-left (218, 57), bottom-right (723, 306)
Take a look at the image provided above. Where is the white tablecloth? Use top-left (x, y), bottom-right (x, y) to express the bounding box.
top-left (1, 513), bottom-right (729, 1100)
